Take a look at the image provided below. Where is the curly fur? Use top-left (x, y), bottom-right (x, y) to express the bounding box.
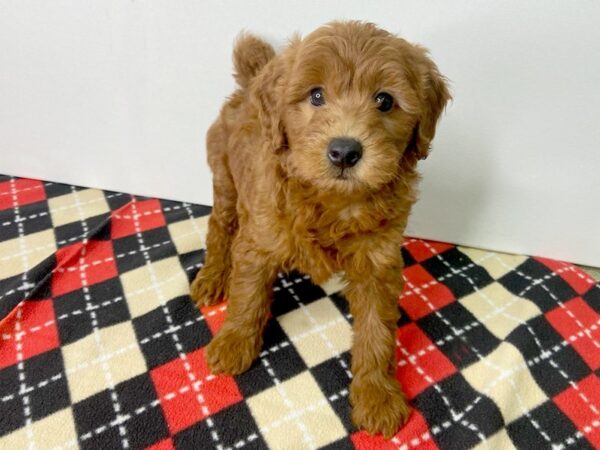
top-left (191, 21), bottom-right (450, 438)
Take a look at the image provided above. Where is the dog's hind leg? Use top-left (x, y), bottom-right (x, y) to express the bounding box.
top-left (191, 122), bottom-right (238, 306)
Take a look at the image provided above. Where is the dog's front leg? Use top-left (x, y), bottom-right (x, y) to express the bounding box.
top-left (344, 260), bottom-right (411, 438)
top-left (205, 236), bottom-right (278, 375)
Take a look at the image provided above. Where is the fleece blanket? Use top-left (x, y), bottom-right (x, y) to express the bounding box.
top-left (0, 174), bottom-right (599, 450)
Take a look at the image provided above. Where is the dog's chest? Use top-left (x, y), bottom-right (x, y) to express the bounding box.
top-left (285, 207), bottom-right (372, 284)
top-left (288, 233), bottom-right (340, 285)
top-left (277, 183), bottom-right (396, 283)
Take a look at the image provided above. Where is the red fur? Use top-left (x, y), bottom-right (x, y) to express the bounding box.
top-left (191, 21), bottom-right (450, 438)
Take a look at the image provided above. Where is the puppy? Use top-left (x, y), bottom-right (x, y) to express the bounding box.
top-left (191, 21), bottom-right (450, 438)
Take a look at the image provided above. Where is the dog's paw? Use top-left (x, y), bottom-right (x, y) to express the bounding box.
top-left (205, 329), bottom-right (260, 375)
top-left (190, 269), bottom-right (227, 306)
top-left (351, 377), bottom-right (411, 439)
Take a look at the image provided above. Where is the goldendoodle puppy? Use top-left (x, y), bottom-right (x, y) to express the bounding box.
top-left (191, 20), bottom-right (450, 438)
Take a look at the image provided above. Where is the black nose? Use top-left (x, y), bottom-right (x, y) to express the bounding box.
top-left (327, 138), bottom-right (363, 169)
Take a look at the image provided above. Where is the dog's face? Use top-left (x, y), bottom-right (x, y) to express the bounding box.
top-left (255, 22), bottom-right (450, 194)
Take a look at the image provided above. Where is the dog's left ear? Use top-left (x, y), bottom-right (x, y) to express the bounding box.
top-left (407, 51), bottom-right (451, 160)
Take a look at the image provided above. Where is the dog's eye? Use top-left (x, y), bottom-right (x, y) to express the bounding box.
top-left (375, 92), bottom-right (394, 112)
top-left (309, 88), bottom-right (325, 107)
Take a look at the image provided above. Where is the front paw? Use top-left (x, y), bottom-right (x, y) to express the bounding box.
top-left (190, 268), bottom-right (227, 307)
top-left (351, 377), bottom-right (411, 439)
top-left (205, 329), bottom-right (260, 375)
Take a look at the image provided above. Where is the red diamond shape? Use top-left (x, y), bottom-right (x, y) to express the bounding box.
top-left (546, 297), bottom-right (600, 370)
top-left (0, 179), bottom-right (46, 210)
top-left (396, 323), bottom-right (457, 399)
top-left (52, 240), bottom-right (118, 296)
top-left (351, 411), bottom-right (438, 449)
top-left (554, 374), bottom-right (600, 448)
top-left (536, 257), bottom-right (597, 295)
top-left (150, 347), bottom-right (242, 434)
top-left (111, 199), bottom-right (166, 239)
top-left (0, 299), bottom-right (59, 369)
top-left (403, 239), bottom-right (454, 263)
top-left (200, 302), bottom-right (228, 335)
top-left (144, 438), bottom-right (174, 450)
top-left (400, 265), bottom-right (455, 320)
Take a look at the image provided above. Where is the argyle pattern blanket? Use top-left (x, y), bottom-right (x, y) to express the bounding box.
top-left (0, 175), bottom-right (599, 450)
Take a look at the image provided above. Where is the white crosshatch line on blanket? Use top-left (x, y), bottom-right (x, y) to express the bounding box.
top-left (8, 176), bottom-right (37, 449)
top-left (68, 185), bottom-right (131, 448)
top-left (420, 241), bottom-right (599, 447)
top-left (2, 181), bottom-right (599, 449)
top-left (3, 302), bottom-right (597, 417)
top-left (4, 250), bottom-right (597, 412)
top-left (420, 242), bottom-right (551, 443)
top-left (127, 195), bottom-right (222, 445)
top-left (3, 263), bottom-right (598, 449)
top-left (0, 180), bottom-right (54, 197)
top-left (0, 201), bottom-right (208, 307)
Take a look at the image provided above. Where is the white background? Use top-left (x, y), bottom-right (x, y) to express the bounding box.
top-left (1, 1), bottom-right (599, 266)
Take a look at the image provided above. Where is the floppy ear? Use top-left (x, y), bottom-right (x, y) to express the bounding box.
top-left (407, 52), bottom-right (451, 160)
top-left (251, 58), bottom-right (288, 153)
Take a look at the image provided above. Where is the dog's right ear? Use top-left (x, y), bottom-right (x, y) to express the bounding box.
top-left (251, 58), bottom-right (288, 153)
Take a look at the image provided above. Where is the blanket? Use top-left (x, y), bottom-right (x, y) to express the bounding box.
top-left (0, 175), bottom-right (598, 449)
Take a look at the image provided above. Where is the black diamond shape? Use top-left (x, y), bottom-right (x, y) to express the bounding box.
top-left (415, 373), bottom-right (504, 449)
top-left (506, 316), bottom-right (591, 396)
top-left (328, 292), bottom-right (352, 323)
top-left (0, 364), bottom-right (22, 435)
top-left (0, 271), bottom-right (27, 320)
top-left (0, 255), bottom-right (57, 320)
top-left (22, 348), bottom-right (71, 423)
top-left (133, 296), bottom-right (211, 369)
top-left (0, 216), bottom-right (19, 243)
top-left (397, 304), bottom-right (413, 328)
top-left (102, 190), bottom-right (131, 211)
top-left (499, 259), bottom-right (579, 312)
top-left (73, 391), bottom-right (126, 450)
top-left (27, 255), bottom-right (58, 301)
top-left (44, 182), bottom-right (84, 199)
top-left (116, 374), bottom-right (169, 449)
top-left (160, 200), bottom-right (211, 225)
top-left (401, 245), bottom-right (418, 268)
top-left (173, 401), bottom-right (265, 450)
top-left (21, 201), bottom-right (53, 236)
top-left (235, 319), bottom-right (307, 397)
top-left (310, 351), bottom-right (353, 432)
top-left (73, 373), bottom-right (169, 450)
top-left (54, 278), bottom-right (130, 345)
top-left (582, 284), bottom-right (600, 314)
top-left (272, 272), bottom-right (326, 317)
top-left (179, 250), bottom-right (205, 284)
top-left (0, 200), bottom-right (53, 241)
top-left (54, 213), bottom-right (112, 248)
top-left (507, 400), bottom-right (594, 449)
top-left (421, 248), bottom-right (495, 299)
top-left (112, 226), bottom-right (177, 274)
top-left (417, 302), bottom-right (501, 369)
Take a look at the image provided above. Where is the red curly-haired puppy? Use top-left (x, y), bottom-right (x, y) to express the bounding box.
top-left (191, 21), bottom-right (450, 438)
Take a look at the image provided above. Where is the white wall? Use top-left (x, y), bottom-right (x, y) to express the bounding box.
top-left (1, 1), bottom-right (599, 266)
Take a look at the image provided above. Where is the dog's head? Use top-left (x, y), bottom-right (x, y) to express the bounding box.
top-left (253, 21), bottom-right (450, 193)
